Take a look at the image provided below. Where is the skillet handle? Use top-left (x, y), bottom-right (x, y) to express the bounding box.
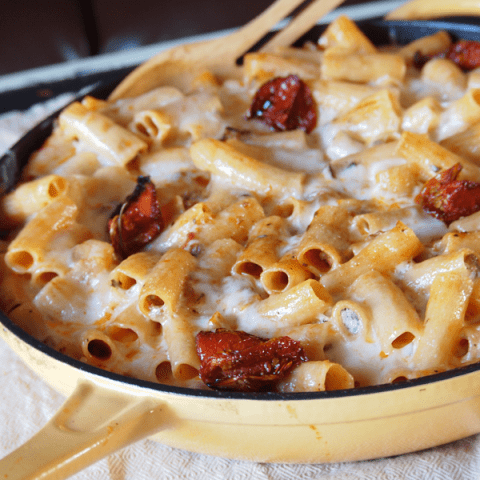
top-left (0, 379), bottom-right (169, 480)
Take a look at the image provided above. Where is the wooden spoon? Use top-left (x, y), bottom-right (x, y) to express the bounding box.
top-left (109, 0), bottom-right (344, 100)
top-left (260, 0), bottom-right (346, 51)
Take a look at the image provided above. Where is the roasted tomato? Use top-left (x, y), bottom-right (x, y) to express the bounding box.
top-left (108, 176), bottom-right (164, 258)
top-left (415, 163), bottom-right (480, 224)
top-left (414, 39), bottom-right (480, 71)
top-left (446, 40), bottom-right (480, 70)
top-left (196, 328), bottom-right (307, 392)
top-left (247, 75), bottom-right (317, 133)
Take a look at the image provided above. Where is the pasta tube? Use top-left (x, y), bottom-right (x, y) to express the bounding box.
top-left (456, 324), bottom-right (480, 363)
top-left (1, 175), bottom-right (70, 224)
top-left (449, 210), bottom-right (480, 232)
top-left (350, 271), bottom-right (422, 354)
top-left (401, 97), bottom-right (442, 135)
top-left (110, 251), bottom-right (163, 291)
top-left (352, 205), bottom-right (437, 238)
top-left (440, 121), bottom-right (480, 165)
top-left (403, 249), bottom-right (479, 290)
top-left (398, 30), bottom-right (452, 64)
top-left (139, 248), bottom-right (197, 316)
top-left (320, 222), bottom-right (423, 295)
top-left (332, 89), bottom-right (402, 145)
top-left (257, 279), bottom-right (333, 328)
top-left (440, 231), bottom-right (480, 257)
top-left (332, 300), bottom-right (372, 341)
top-left (437, 88), bottom-right (480, 140)
top-left (395, 131), bottom-right (480, 182)
top-left (129, 110), bottom-right (172, 144)
top-left (189, 138), bottom-right (305, 198)
top-left (318, 15), bottom-right (377, 54)
top-left (243, 52), bottom-right (319, 84)
top-left (59, 102), bottom-right (148, 166)
top-left (375, 162), bottom-right (422, 197)
top-left (5, 197), bottom-right (92, 274)
top-left (23, 128), bottom-right (76, 178)
top-left (233, 216), bottom-right (284, 278)
top-left (321, 51), bottom-right (406, 84)
top-left (312, 80), bottom-right (379, 124)
top-left (81, 329), bottom-right (119, 364)
top-left (414, 272), bottom-right (473, 370)
top-left (277, 360), bottom-right (355, 392)
top-left (260, 255), bottom-right (313, 294)
top-left (421, 58), bottom-right (466, 96)
top-left (163, 313), bottom-right (200, 380)
top-left (280, 323), bottom-right (339, 361)
top-left (297, 204), bottom-right (354, 276)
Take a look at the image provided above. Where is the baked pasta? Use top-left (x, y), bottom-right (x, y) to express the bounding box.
top-left (3, 16), bottom-right (480, 392)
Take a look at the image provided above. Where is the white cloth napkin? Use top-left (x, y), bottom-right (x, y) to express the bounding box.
top-left (2, 97), bottom-right (480, 480)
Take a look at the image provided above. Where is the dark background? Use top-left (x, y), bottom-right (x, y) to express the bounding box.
top-left (1, 0), bottom-right (372, 76)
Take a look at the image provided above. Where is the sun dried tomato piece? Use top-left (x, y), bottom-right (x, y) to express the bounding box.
top-left (108, 176), bottom-right (164, 258)
top-left (247, 75), bottom-right (317, 133)
top-left (413, 39), bottom-right (480, 71)
top-left (446, 40), bottom-right (480, 71)
top-left (196, 328), bottom-right (307, 392)
top-left (415, 163), bottom-right (480, 224)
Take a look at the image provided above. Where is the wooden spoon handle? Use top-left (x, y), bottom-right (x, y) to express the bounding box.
top-left (261, 0), bottom-right (345, 51)
top-left (212, 0), bottom-right (311, 59)
top-left (109, 0), bottom-right (312, 100)
top-left (386, 0), bottom-right (480, 20)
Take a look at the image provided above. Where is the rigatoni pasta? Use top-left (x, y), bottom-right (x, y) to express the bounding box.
top-left (3, 16), bottom-right (480, 392)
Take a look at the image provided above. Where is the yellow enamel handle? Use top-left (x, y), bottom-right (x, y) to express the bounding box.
top-left (0, 380), bottom-right (168, 480)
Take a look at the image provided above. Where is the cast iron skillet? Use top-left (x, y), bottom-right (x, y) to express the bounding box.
top-left (2, 18), bottom-right (480, 480)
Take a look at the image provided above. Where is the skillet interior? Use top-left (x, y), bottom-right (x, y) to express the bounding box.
top-left (3, 17), bottom-right (480, 403)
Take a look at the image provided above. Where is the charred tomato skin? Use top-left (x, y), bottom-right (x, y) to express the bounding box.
top-left (196, 328), bottom-right (308, 392)
top-left (415, 163), bottom-right (480, 224)
top-left (414, 39), bottom-right (480, 71)
top-left (247, 75), bottom-right (317, 134)
top-left (447, 40), bottom-right (480, 71)
top-left (108, 176), bottom-right (164, 258)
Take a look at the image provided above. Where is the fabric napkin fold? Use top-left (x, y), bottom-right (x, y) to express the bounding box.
top-left (1, 96), bottom-right (480, 480)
